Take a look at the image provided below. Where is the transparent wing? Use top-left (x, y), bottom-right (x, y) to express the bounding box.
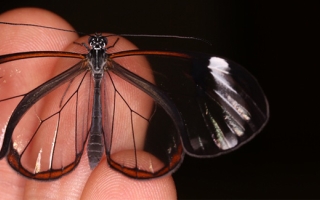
top-left (0, 53), bottom-right (91, 179)
top-left (0, 49), bottom-right (269, 180)
top-left (180, 55), bottom-right (269, 157)
top-left (100, 56), bottom-right (184, 179)
top-left (109, 51), bottom-right (269, 161)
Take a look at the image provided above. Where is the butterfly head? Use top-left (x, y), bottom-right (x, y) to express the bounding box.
top-left (88, 33), bottom-right (107, 50)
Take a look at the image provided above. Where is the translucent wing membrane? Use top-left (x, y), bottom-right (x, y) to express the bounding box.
top-left (105, 59), bottom-right (184, 178)
top-left (0, 38), bottom-right (268, 180)
top-left (0, 53), bottom-right (90, 179)
top-left (0, 50), bottom-right (186, 179)
top-left (110, 51), bottom-right (268, 158)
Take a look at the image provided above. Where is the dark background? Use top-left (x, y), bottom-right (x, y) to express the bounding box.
top-left (1, 1), bottom-right (319, 199)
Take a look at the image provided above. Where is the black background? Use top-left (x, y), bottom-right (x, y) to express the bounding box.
top-left (1, 1), bottom-right (319, 199)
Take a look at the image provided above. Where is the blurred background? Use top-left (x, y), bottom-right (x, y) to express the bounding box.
top-left (1, 1), bottom-right (319, 199)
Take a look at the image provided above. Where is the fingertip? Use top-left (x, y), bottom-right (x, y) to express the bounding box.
top-left (0, 7), bottom-right (74, 31)
top-left (81, 161), bottom-right (177, 199)
top-left (0, 7), bottom-right (78, 52)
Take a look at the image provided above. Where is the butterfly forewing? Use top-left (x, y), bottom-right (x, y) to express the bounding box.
top-left (0, 55), bottom-right (93, 179)
top-left (0, 57), bottom-right (64, 147)
top-left (109, 51), bottom-right (268, 158)
top-left (102, 55), bottom-right (184, 178)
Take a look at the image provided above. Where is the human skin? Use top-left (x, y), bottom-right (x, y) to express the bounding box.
top-left (0, 8), bottom-right (176, 200)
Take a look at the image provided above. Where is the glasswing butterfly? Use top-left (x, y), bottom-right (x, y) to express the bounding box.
top-left (0, 21), bottom-right (269, 180)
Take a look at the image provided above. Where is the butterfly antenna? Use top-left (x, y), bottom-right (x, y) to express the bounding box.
top-left (106, 33), bottom-right (212, 46)
top-left (0, 21), bottom-right (86, 35)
